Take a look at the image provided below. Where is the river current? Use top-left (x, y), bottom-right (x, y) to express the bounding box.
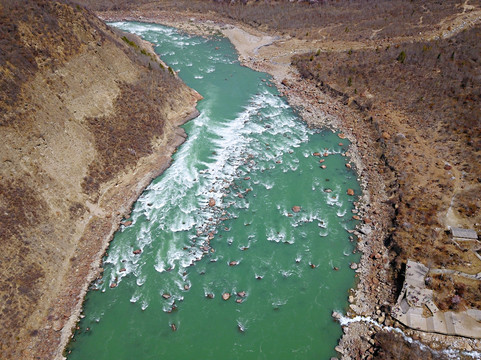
top-left (67, 22), bottom-right (361, 359)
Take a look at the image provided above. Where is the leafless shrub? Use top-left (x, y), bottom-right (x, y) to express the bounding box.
top-left (373, 331), bottom-right (448, 360)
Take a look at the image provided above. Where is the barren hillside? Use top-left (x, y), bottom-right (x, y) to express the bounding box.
top-left (0, 1), bottom-right (200, 359)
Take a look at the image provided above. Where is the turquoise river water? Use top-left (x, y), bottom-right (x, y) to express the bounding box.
top-left (67, 22), bottom-right (361, 359)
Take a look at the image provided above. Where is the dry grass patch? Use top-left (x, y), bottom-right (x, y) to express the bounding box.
top-left (428, 274), bottom-right (481, 311)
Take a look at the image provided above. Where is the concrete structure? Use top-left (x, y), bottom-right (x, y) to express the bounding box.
top-left (449, 227), bottom-right (481, 261)
top-left (451, 227), bottom-right (478, 240)
top-left (392, 260), bottom-right (481, 338)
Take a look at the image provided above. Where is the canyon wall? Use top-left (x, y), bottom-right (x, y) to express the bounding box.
top-left (0, 1), bottom-right (200, 358)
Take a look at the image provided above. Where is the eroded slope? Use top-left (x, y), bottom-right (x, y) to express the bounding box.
top-left (0, 1), bottom-right (200, 359)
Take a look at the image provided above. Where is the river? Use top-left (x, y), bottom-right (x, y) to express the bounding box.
top-left (66, 21), bottom-right (361, 360)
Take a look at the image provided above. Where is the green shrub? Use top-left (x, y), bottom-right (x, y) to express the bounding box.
top-left (397, 50), bottom-right (406, 63)
top-left (121, 36), bottom-right (137, 48)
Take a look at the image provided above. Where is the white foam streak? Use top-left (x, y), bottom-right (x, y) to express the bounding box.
top-left (267, 229), bottom-right (286, 243)
top-left (337, 208), bottom-right (347, 217)
top-left (130, 293), bottom-right (141, 303)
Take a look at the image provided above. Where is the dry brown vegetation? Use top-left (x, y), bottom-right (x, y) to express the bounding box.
top-left (293, 26), bottom-right (481, 182)
top-left (373, 331), bottom-right (449, 360)
top-left (0, 1), bottom-right (94, 354)
top-left (75, 0), bottom-right (463, 40)
top-left (428, 274), bottom-right (481, 311)
top-left (290, 6), bottom-right (481, 312)
top-left (0, 0), bottom-right (83, 118)
top-left (82, 65), bottom-right (181, 195)
top-left (0, 177), bottom-right (47, 340)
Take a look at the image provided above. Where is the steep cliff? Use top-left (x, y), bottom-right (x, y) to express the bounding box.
top-left (0, 1), bottom-right (201, 359)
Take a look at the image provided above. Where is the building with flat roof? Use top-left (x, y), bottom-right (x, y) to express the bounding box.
top-left (451, 227), bottom-right (478, 240)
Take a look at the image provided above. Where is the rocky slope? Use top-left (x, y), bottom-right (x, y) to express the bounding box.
top-left (0, 1), bottom-right (200, 359)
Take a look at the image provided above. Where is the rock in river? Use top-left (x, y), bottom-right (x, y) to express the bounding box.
top-left (332, 311), bottom-right (342, 320)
